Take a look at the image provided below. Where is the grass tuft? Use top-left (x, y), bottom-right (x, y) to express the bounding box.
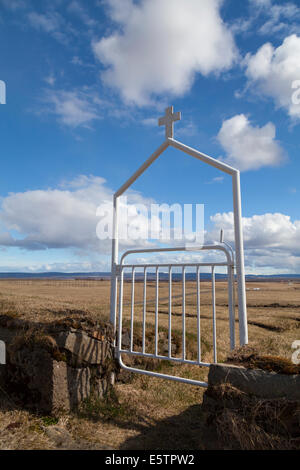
top-left (79, 388), bottom-right (136, 423)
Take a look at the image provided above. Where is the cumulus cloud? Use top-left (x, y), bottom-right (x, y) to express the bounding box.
top-left (211, 212), bottom-right (300, 250)
top-left (217, 114), bottom-right (285, 171)
top-left (245, 34), bottom-right (300, 118)
top-left (209, 211), bottom-right (300, 274)
top-left (0, 176), bottom-right (299, 273)
top-left (93, 0), bottom-right (237, 105)
top-left (0, 175), bottom-right (159, 254)
top-left (0, 175), bottom-right (109, 252)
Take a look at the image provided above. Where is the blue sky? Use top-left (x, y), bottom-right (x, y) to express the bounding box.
top-left (0, 0), bottom-right (299, 274)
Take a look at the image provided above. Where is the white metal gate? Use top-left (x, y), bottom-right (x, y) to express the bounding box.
top-left (109, 105), bottom-right (248, 388)
top-left (115, 244), bottom-right (235, 388)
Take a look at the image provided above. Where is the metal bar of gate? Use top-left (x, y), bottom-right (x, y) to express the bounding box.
top-left (168, 266), bottom-right (172, 357)
top-left (155, 267), bottom-right (159, 356)
top-left (211, 266), bottom-right (217, 363)
top-left (130, 267), bottom-right (135, 352)
top-left (182, 266), bottom-right (186, 361)
top-left (196, 266), bottom-right (201, 363)
top-left (119, 348), bottom-right (210, 366)
top-left (142, 267), bottom-right (147, 354)
top-left (118, 269), bottom-right (124, 352)
top-left (228, 263), bottom-right (235, 350)
top-left (118, 355), bottom-right (209, 387)
top-left (121, 262), bottom-right (228, 268)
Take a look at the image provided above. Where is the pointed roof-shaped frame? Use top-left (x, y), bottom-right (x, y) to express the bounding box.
top-left (110, 106), bottom-right (248, 346)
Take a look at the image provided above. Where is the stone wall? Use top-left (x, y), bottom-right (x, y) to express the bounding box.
top-left (202, 362), bottom-right (300, 450)
top-left (0, 315), bottom-right (117, 414)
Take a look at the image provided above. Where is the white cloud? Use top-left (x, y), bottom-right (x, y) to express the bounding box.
top-left (41, 89), bottom-right (102, 128)
top-left (250, 0), bottom-right (271, 7)
top-left (93, 0), bottom-right (237, 105)
top-left (205, 176), bottom-right (224, 185)
top-left (232, 1), bottom-right (300, 37)
top-left (0, 260), bottom-right (111, 274)
top-left (209, 211), bottom-right (300, 274)
top-left (217, 114), bottom-right (285, 171)
top-left (245, 34), bottom-right (300, 118)
top-left (255, 1), bottom-right (300, 36)
top-left (210, 212), bottom-right (300, 250)
top-left (39, 88), bottom-right (135, 129)
top-left (68, 0), bottom-right (96, 28)
top-left (28, 11), bottom-right (62, 33)
top-left (176, 121), bottom-right (198, 138)
top-left (289, 187), bottom-right (297, 194)
top-left (71, 56), bottom-right (83, 66)
top-left (0, 176), bottom-right (108, 252)
top-left (141, 117), bottom-right (157, 127)
top-left (0, 175), bottom-right (157, 254)
top-left (121, 210), bottom-right (300, 274)
top-left (44, 75), bottom-right (56, 86)
top-left (27, 10), bottom-right (75, 44)
top-left (0, 176), bottom-right (299, 273)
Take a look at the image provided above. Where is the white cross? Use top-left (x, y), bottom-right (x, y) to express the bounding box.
top-left (158, 106), bottom-right (181, 139)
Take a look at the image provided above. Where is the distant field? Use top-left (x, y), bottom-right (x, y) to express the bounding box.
top-left (0, 278), bottom-right (298, 358)
top-left (0, 278), bottom-right (299, 449)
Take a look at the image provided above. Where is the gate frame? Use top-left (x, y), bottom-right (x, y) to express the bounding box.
top-left (116, 244), bottom-right (235, 388)
top-left (110, 107), bottom-right (248, 346)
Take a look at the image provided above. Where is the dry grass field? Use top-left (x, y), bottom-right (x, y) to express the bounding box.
top-left (0, 278), bottom-right (299, 449)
